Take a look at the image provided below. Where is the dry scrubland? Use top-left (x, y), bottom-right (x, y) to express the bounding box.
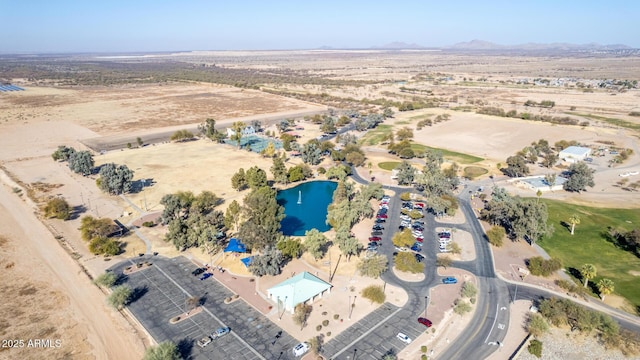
top-left (1, 50), bottom-right (640, 359)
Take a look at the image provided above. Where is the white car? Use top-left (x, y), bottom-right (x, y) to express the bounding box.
top-left (397, 332), bottom-right (412, 344)
top-left (197, 336), bottom-right (212, 348)
top-left (293, 342), bottom-right (310, 357)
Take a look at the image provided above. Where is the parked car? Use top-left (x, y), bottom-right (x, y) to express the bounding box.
top-left (414, 237), bottom-right (424, 243)
top-left (367, 244), bottom-right (378, 252)
top-left (415, 254), bottom-right (425, 262)
top-left (413, 220), bottom-right (425, 226)
top-left (400, 220), bottom-right (411, 227)
top-left (412, 225), bottom-right (424, 232)
top-left (378, 208), bottom-right (388, 214)
top-left (379, 204), bottom-right (389, 210)
top-left (368, 241), bottom-right (380, 247)
top-left (371, 231), bottom-right (383, 236)
top-left (442, 277), bottom-right (458, 284)
top-left (197, 336), bottom-right (212, 348)
top-left (375, 218), bottom-right (386, 223)
top-left (211, 327), bottom-right (230, 339)
top-left (396, 332), bottom-right (412, 344)
top-left (395, 246), bottom-right (410, 252)
top-left (199, 273), bottom-right (212, 281)
top-left (376, 214), bottom-right (388, 219)
top-left (372, 224), bottom-right (384, 231)
top-left (412, 230), bottom-right (423, 237)
top-left (418, 317), bottom-right (432, 327)
top-left (369, 236), bottom-right (382, 242)
top-left (411, 244), bottom-right (422, 252)
top-left (192, 268), bottom-right (206, 276)
top-left (292, 342), bottom-right (310, 357)
top-left (400, 215), bottom-right (411, 221)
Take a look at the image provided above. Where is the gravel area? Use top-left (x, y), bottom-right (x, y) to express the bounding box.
top-left (517, 327), bottom-right (637, 360)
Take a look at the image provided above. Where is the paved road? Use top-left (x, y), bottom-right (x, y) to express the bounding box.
top-left (82, 109), bottom-right (327, 152)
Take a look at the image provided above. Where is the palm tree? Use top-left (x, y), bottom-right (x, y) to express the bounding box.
top-left (597, 278), bottom-right (614, 301)
top-left (580, 263), bottom-right (596, 288)
top-left (568, 214), bottom-right (580, 235)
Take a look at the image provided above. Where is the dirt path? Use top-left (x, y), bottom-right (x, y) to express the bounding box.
top-left (0, 182), bottom-right (146, 360)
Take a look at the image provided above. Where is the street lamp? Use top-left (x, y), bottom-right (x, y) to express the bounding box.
top-left (424, 296), bottom-right (429, 317)
top-left (353, 348), bottom-right (357, 360)
top-left (348, 296), bottom-right (351, 320)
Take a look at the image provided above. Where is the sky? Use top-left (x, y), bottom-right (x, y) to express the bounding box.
top-left (1, 0), bottom-right (638, 53)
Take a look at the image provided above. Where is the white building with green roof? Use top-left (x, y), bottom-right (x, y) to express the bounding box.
top-left (267, 271), bottom-right (332, 313)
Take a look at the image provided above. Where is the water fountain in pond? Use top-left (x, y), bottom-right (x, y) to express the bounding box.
top-left (297, 190), bottom-right (302, 204)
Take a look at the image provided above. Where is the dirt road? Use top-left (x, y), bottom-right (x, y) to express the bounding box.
top-left (0, 181), bottom-right (145, 360)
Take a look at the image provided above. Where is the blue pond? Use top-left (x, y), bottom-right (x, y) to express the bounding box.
top-left (277, 180), bottom-right (337, 236)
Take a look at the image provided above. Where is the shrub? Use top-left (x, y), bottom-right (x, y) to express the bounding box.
top-left (142, 221), bottom-right (155, 227)
top-left (333, 314), bottom-right (340, 320)
top-left (318, 167), bottom-right (326, 174)
top-left (528, 339), bottom-right (543, 358)
top-left (322, 320), bottom-right (329, 326)
top-left (453, 299), bottom-right (472, 315)
top-left (486, 226), bottom-right (505, 247)
top-left (107, 285), bottom-right (132, 310)
top-left (143, 341), bottom-right (180, 360)
top-left (326, 331), bottom-right (331, 337)
top-left (400, 192), bottom-right (412, 201)
top-left (527, 313), bottom-right (549, 338)
top-left (361, 285), bottom-right (386, 304)
top-left (527, 256), bottom-right (563, 277)
top-left (94, 272), bottom-right (118, 288)
top-left (43, 198), bottom-right (72, 220)
top-left (357, 254), bottom-right (388, 278)
top-left (461, 282), bottom-right (477, 298)
top-left (316, 325), bottom-right (322, 331)
top-left (421, 345), bottom-right (427, 353)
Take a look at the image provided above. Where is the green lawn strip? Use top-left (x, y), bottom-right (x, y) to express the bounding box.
top-left (409, 143), bottom-right (484, 164)
top-left (567, 112), bottom-right (640, 131)
top-left (360, 125), bottom-right (393, 146)
top-left (539, 199), bottom-right (640, 310)
top-left (463, 166), bottom-right (488, 179)
top-left (378, 161), bottom-right (401, 171)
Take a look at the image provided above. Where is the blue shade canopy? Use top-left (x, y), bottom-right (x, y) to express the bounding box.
top-left (224, 238), bottom-right (246, 253)
top-left (240, 256), bottom-right (254, 267)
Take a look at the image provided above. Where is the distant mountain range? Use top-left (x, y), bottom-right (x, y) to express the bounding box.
top-left (318, 40), bottom-right (632, 51)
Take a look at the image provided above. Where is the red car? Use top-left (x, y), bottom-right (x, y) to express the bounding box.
top-left (418, 317), bottom-right (432, 327)
top-left (414, 237), bottom-right (424, 243)
top-left (369, 236), bottom-right (382, 242)
top-left (376, 213), bottom-right (388, 219)
top-left (414, 203), bottom-right (425, 208)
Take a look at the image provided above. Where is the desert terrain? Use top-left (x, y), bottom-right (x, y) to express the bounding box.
top-left (1, 50), bottom-right (639, 359)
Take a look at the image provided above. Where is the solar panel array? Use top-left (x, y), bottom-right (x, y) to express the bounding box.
top-left (0, 84), bottom-right (25, 92)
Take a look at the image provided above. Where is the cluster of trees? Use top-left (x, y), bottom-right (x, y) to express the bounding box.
top-left (416, 113), bottom-right (450, 130)
top-left (481, 187), bottom-right (550, 244)
top-left (476, 106), bottom-right (582, 126)
top-left (357, 255), bottom-right (388, 278)
top-left (563, 161), bottom-right (595, 192)
top-left (237, 186), bottom-right (285, 251)
top-left (269, 155), bottom-right (313, 184)
top-left (536, 297), bottom-right (638, 353)
top-left (412, 150), bottom-right (460, 216)
top-left (326, 181), bottom-right (383, 260)
top-left (604, 227), bottom-right (640, 257)
top-left (52, 145), bottom-right (94, 176)
top-left (354, 113), bottom-right (385, 131)
top-left (79, 216), bottom-right (120, 256)
top-left (524, 99), bottom-right (556, 108)
top-left (231, 166), bottom-right (268, 191)
top-left (43, 197), bottom-right (72, 220)
top-left (97, 163), bottom-right (135, 195)
top-left (248, 247), bottom-right (285, 276)
top-left (161, 191), bottom-right (226, 251)
top-left (198, 118), bottom-right (226, 143)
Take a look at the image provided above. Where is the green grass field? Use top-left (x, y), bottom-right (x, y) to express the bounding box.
top-left (463, 166), bottom-right (488, 179)
top-left (539, 199), bottom-right (640, 312)
top-left (378, 161), bottom-right (401, 171)
top-left (567, 112), bottom-right (640, 131)
top-left (359, 125), bottom-right (393, 146)
top-left (409, 143), bottom-right (484, 164)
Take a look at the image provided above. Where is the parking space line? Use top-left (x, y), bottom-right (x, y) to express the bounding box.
top-left (151, 262), bottom-right (267, 360)
top-left (330, 306), bottom-right (403, 358)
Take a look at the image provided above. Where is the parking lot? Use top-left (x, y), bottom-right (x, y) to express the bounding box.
top-left (109, 256), bottom-right (299, 360)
